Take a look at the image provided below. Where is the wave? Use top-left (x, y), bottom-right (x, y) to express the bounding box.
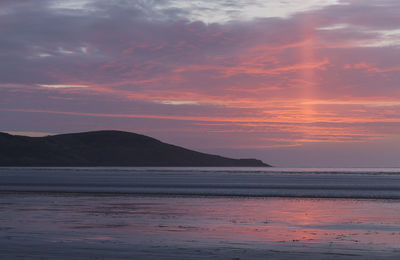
top-left (2, 166), bottom-right (400, 175)
top-left (1, 167), bottom-right (400, 199)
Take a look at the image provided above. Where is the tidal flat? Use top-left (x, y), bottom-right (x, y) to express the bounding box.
top-left (1, 192), bottom-right (400, 259)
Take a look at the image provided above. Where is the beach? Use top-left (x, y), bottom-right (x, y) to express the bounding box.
top-left (1, 167), bottom-right (400, 259)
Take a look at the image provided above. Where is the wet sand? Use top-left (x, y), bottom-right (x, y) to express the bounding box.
top-left (1, 192), bottom-right (400, 259)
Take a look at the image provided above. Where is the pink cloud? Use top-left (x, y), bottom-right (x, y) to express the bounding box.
top-left (1, 0), bottom-right (400, 166)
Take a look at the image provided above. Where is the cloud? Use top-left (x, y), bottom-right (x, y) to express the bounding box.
top-left (1, 0), bottom-right (400, 166)
top-left (39, 84), bottom-right (89, 89)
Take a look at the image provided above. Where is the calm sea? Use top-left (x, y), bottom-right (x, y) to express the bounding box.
top-left (2, 167), bottom-right (400, 258)
top-left (1, 167), bottom-right (400, 199)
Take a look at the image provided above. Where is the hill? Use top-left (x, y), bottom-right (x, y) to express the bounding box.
top-left (0, 130), bottom-right (270, 167)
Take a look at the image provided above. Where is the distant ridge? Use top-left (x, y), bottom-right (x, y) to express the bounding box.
top-left (0, 130), bottom-right (270, 167)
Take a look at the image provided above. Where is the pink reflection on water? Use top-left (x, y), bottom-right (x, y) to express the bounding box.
top-left (2, 194), bottom-right (400, 251)
top-left (121, 197), bottom-right (400, 248)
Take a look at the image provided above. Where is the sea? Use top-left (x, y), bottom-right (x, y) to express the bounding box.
top-left (1, 167), bottom-right (400, 198)
top-left (1, 167), bottom-right (400, 259)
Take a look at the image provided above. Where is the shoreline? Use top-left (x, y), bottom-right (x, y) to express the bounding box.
top-left (2, 167), bottom-right (400, 259)
top-left (1, 193), bottom-right (400, 259)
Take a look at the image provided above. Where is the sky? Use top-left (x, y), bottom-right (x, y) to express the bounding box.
top-left (1, 0), bottom-right (400, 167)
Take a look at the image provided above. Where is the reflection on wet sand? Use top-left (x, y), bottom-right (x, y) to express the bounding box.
top-left (1, 193), bottom-right (400, 259)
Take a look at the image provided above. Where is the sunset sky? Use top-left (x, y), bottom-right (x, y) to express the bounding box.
top-left (1, 0), bottom-right (400, 167)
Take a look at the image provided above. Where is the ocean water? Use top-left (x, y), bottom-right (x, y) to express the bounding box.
top-left (1, 167), bottom-right (400, 198)
top-left (2, 167), bottom-right (400, 259)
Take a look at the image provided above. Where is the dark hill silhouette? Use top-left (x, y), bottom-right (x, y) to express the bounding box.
top-left (0, 130), bottom-right (270, 167)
